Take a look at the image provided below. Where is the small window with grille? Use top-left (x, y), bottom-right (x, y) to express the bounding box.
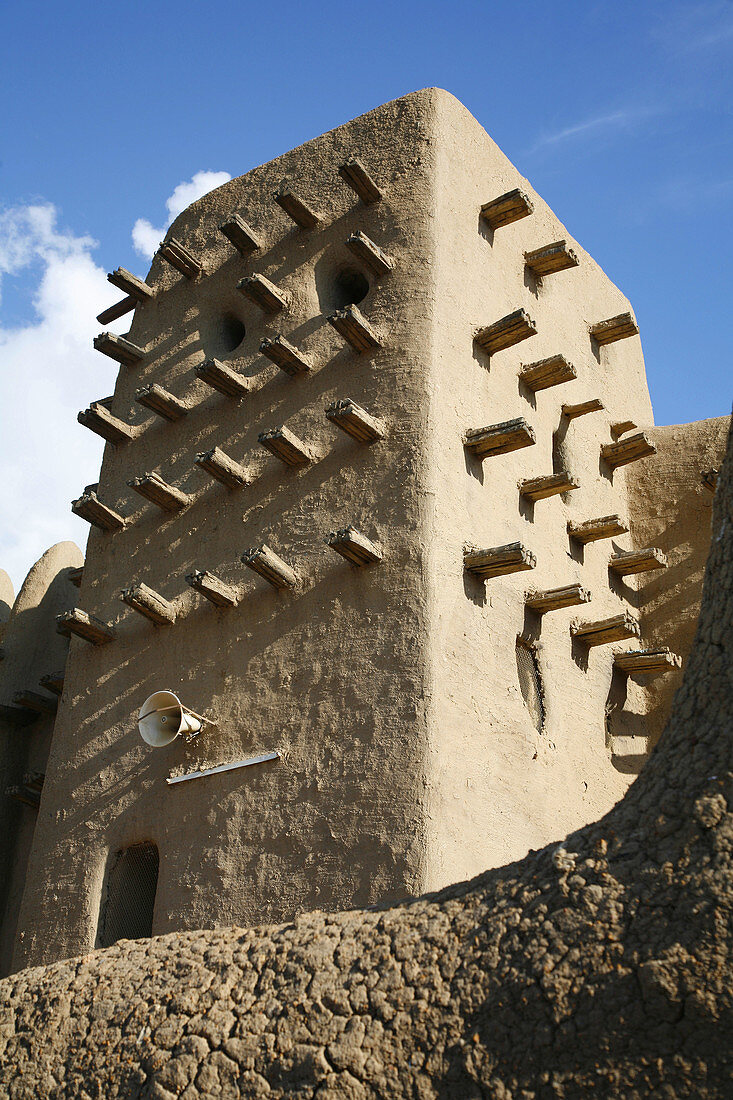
top-left (516, 639), bottom-right (545, 733)
top-left (98, 842), bottom-right (159, 948)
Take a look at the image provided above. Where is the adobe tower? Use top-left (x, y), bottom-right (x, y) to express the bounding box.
top-left (4, 89), bottom-right (727, 973)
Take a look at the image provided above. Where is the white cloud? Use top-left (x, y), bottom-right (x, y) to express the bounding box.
top-left (131, 218), bottom-right (162, 259)
top-left (131, 170), bottom-right (231, 259)
top-left (0, 203), bottom-right (96, 297)
top-left (0, 169), bottom-right (232, 592)
top-left (0, 204), bottom-right (113, 590)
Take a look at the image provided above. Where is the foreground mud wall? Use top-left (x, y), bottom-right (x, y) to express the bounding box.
top-left (1, 419), bottom-right (730, 1097)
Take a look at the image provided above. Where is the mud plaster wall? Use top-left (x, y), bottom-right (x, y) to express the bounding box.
top-left (10, 90), bottom-right (717, 975)
top-left (627, 415), bottom-right (730, 746)
top-left (0, 543), bottom-right (82, 976)
top-left (423, 91), bottom-right (656, 884)
top-left (12, 93), bottom-right (441, 972)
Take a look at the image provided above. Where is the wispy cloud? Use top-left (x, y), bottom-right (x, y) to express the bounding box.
top-left (652, 1), bottom-right (733, 56)
top-left (132, 170), bottom-right (231, 258)
top-left (527, 105), bottom-right (660, 155)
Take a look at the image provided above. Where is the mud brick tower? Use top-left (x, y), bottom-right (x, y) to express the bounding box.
top-left (7, 89), bottom-right (723, 972)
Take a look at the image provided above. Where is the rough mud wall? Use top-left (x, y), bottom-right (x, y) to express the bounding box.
top-left (0, 424), bottom-right (730, 1097)
top-left (12, 91), bottom-right (439, 972)
top-left (627, 414), bottom-right (730, 746)
top-left (0, 543), bottom-right (83, 977)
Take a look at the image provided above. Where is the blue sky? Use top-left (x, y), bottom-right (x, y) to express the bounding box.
top-left (0, 0), bottom-right (732, 588)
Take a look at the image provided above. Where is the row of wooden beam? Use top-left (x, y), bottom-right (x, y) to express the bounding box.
top-left (55, 527), bottom-right (382, 641)
top-left (5, 770), bottom-right (45, 809)
top-left (54, 595), bottom-right (680, 677)
top-left (96, 161), bottom-right (384, 322)
top-left (475, 307), bottom-right (639, 358)
top-left (464, 539), bottom-right (666, 581)
top-left (92, 299), bottom-right (381, 388)
top-left (464, 415), bottom-right (657, 469)
top-left (55, 528), bottom-right (666, 637)
top-left (73, 400), bottom-right (385, 531)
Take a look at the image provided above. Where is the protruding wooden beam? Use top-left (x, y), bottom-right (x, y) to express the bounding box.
top-left (78, 403), bottom-right (134, 446)
top-left (524, 240), bottom-right (579, 277)
top-left (56, 608), bottom-right (115, 645)
top-left (237, 274), bottom-right (289, 314)
top-left (195, 447), bottom-right (250, 489)
top-left (196, 357), bottom-right (252, 398)
top-left (589, 312), bottom-right (638, 346)
top-left (613, 648), bottom-right (682, 675)
top-left (338, 159), bottom-right (382, 204)
top-left (519, 471), bottom-right (579, 501)
top-left (327, 526), bottom-right (382, 566)
top-left (464, 542), bottom-right (536, 580)
top-left (259, 335), bottom-right (312, 376)
top-left (72, 489), bottom-right (126, 533)
top-left (7, 785), bottom-right (40, 808)
top-left (609, 547), bottom-right (667, 576)
top-left (39, 672), bottom-right (64, 697)
top-left (571, 612), bottom-right (640, 647)
top-left (93, 331), bottom-right (144, 366)
top-left (520, 354), bottom-right (576, 392)
top-left (121, 582), bottom-right (176, 625)
top-left (610, 420), bottom-right (637, 439)
top-left (185, 570), bottom-right (239, 608)
top-left (127, 472), bottom-right (191, 513)
top-left (561, 398), bottom-right (604, 420)
top-left (258, 426), bottom-right (311, 467)
top-left (702, 468), bottom-right (719, 493)
top-left (326, 399), bottom-right (385, 444)
top-left (219, 214), bottom-right (260, 255)
top-left (601, 432), bottom-right (656, 470)
top-left (567, 515), bottom-right (628, 544)
top-left (157, 237), bottom-right (202, 279)
top-left (97, 296), bottom-right (136, 325)
top-left (135, 383), bottom-right (188, 422)
top-left (108, 268), bottom-right (155, 301)
top-left (525, 583), bottom-right (591, 614)
top-left (480, 189), bottom-right (533, 230)
top-left (12, 690), bottom-right (57, 716)
top-left (464, 417), bottom-right (536, 459)
top-left (328, 304), bottom-right (381, 353)
top-left (241, 545), bottom-right (297, 589)
top-left (274, 190), bottom-right (320, 229)
top-left (68, 566), bottom-right (83, 588)
top-left (475, 309), bottom-right (537, 355)
top-left (23, 770), bottom-right (45, 793)
top-left (345, 231), bottom-right (393, 276)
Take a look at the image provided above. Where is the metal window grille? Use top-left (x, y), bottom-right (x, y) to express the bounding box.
top-left (516, 641), bottom-right (544, 733)
top-left (99, 842), bottom-right (159, 948)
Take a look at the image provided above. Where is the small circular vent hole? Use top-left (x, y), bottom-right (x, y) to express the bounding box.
top-left (332, 267), bottom-right (369, 309)
top-left (218, 313), bottom-right (246, 353)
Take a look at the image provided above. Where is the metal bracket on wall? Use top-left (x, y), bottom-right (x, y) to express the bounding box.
top-left (166, 752), bottom-right (280, 786)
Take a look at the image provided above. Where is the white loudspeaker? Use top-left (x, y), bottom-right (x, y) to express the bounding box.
top-left (138, 690), bottom-right (202, 748)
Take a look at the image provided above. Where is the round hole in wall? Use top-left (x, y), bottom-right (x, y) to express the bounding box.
top-left (332, 267), bottom-right (369, 309)
top-left (218, 313), bottom-right (246, 353)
